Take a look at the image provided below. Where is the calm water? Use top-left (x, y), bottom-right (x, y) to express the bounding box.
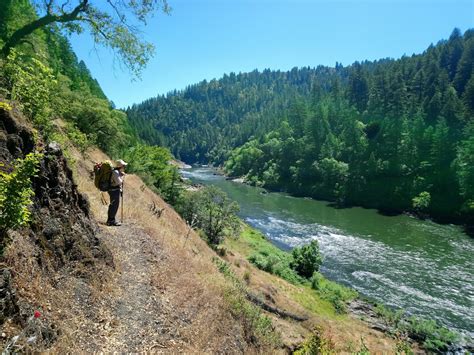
top-left (182, 168), bottom-right (474, 337)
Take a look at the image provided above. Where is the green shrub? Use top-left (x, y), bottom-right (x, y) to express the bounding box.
top-left (0, 101), bottom-right (12, 111)
top-left (248, 250), bottom-right (304, 285)
top-left (402, 317), bottom-right (459, 353)
top-left (290, 240), bottom-right (323, 278)
top-left (311, 273), bottom-right (357, 314)
top-left (64, 121), bottom-right (90, 152)
top-left (176, 186), bottom-right (240, 245)
top-left (395, 338), bottom-right (414, 355)
top-left (412, 191), bottom-right (431, 211)
top-left (2, 50), bottom-right (57, 133)
top-left (0, 153), bottom-right (41, 241)
top-left (374, 304), bottom-right (405, 327)
top-left (294, 326), bottom-right (336, 354)
top-left (373, 304), bottom-right (459, 352)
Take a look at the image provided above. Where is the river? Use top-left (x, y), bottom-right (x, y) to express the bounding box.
top-left (181, 167), bottom-right (474, 338)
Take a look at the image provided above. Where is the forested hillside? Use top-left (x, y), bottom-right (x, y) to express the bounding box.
top-left (126, 66), bottom-right (342, 163)
top-left (128, 29), bottom-right (474, 225)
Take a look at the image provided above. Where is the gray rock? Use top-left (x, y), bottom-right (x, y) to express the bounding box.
top-left (47, 142), bottom-right (62, 155)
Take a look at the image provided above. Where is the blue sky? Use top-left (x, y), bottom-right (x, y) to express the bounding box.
top-left (69, 0), bottom-right (474, 109)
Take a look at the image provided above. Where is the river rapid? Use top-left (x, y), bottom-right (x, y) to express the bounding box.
top-left (182, 168), bottom-right (474, 339)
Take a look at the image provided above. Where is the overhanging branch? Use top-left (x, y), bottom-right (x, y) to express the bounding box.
top-left (0, 0), bottom-right (89, 57)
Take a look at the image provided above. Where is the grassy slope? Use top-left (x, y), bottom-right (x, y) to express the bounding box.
top-left (76, 145), bottom-right (399, 352)
top-left (223, 224), bottom-right (401, 353)
top-left (70, 147), bottom-right (273, 352)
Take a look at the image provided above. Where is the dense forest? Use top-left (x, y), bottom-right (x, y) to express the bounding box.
top-left (1, 1), bottom-right (473, 226)
top-left (128, 29), bottom-right (474, 225)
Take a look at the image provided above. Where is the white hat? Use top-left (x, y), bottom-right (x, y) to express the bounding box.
top-left (116, 159), bottom-right (128, 167)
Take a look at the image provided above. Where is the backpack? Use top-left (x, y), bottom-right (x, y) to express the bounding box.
top-left (94, 161), bottom-right (113, 191)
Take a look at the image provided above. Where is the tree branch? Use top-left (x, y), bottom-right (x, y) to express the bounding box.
top-left (1, 0), bottom-right (89, 57)
top-left (46, 0), bottom-right (54, 14)
top-left (79, 17), bottom-right (111, 41)
top-left (61, 0), bottom-right (71, 14)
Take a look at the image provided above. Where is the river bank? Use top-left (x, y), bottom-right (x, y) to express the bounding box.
top-left (221, 224), bottom-right (401, 352)
top-left (224, 223), bottom-right (472, 353)
top-left (179, 172), bottom-right (472, 351)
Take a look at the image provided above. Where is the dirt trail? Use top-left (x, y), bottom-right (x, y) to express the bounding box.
top-left (96, 223), bottom-right (174, 351)
top-left (73, 222), bottom-right (185, 352)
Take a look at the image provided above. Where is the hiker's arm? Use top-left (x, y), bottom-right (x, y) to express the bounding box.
top-left (111, 170), bottom-right (123, 187)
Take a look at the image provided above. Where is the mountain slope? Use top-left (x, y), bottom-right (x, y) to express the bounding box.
top-left (0, 109), bottom-right (270, 352)
top-left (126, 66), bottom-right (341, 163)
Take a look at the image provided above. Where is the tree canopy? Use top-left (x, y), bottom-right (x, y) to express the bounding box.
top-left (0, 0), bottom-right (170, 77)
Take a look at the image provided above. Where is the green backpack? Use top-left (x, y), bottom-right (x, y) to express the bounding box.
top-left (94, 161), bottom-right (113, 191)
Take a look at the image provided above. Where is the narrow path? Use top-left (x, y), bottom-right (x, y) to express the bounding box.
top-left (77, 222), bottom-right (184, 352)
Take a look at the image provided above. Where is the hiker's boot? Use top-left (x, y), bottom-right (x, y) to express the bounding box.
top-left (107, 220), bottom-right (122, 226)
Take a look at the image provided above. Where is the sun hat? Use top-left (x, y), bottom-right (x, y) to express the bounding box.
top-left (116, 159), bottom-right (128, 167)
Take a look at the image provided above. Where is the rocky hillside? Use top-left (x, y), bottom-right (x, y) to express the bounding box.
top-left (0, 106), bottom-right (113, 351)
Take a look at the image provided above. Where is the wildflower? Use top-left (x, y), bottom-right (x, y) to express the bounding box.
top-left (33, 310), bottom-right (41, 319)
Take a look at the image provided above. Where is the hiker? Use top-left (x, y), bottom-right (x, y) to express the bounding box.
top-left (107, 159), bottom-right (127, 226)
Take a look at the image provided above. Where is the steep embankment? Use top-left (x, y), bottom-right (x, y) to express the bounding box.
top-left (0, 108), bottom-right (264, 352)
top-left (0, 107), bottom-right (112, 351)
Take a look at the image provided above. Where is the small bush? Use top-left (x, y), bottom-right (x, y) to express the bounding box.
top-left (311, 273), bottom-right (357, 314)
top-left (395, 337), bottom-right (414, 355)
top-left (2, 50), bottom-right (57, 133)
top-left (0, 101), bottom-right (12, 111)
top-left (412, 191), bottom-right (431, 211)
top-left (64, 122), bottom-right (90, 152)
top-left (374, 304), bottom-right (405, 327)
top-left (374, 304), bottom-right (459, 353)
top-left (248, 251), bottom-right (304, 285)
top-left (176, 186), bottom-right (240, 245)
top-left (0, 153), bottom-right (41, 242)
top-left (294, 326), bottom-right (336, 354)
top-left (402, 317), bottom-right (458, 353)
top-left (290, 240), bottom-right (323, 278)
top-left (216, 246), bottom-right (227, 256)
top-left (243, 271), bottom-right (251, 284)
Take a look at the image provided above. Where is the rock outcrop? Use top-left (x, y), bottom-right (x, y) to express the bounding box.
top-left (0, 107), bottom-right (112, 350)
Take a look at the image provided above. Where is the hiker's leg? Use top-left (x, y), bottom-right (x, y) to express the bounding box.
top-left (107, 189), bottom-right (120, 222)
